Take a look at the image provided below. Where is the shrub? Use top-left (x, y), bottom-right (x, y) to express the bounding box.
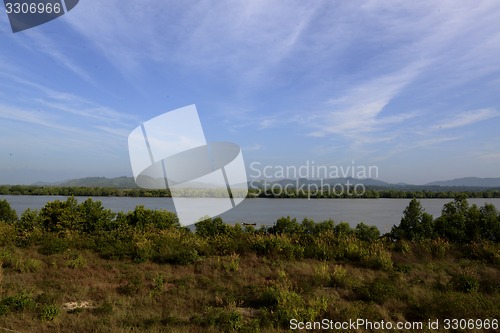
top-left (434, 195), bottom-right (469, 242)
top-left (65, 254), bottom-right (87, 269)
top-left (335, 222), bottom-right (353, 235)
top-left (394, 240), bottom-right (412, 253)
top-left (93, 301), bottom-right (113, 315)
top-left (152, 234), bottom-right (201, 265)
top-left (0, 304), bottom-right (9, 316)
top-left (149, 273), bottom-right (166, 298)
top-left (357, 278), bottom-right (396, 304)
top-left (193, 307), bottom-right (244, 332)
top-left (330, 265), bottom-right (350, 288)
top-left (451, 272), bottom-right (480, 293)
top-left (117, 274), bottom-right (143, 296)
top-left (39, 235), bottom-right (69, 255)
top-left (78, 198), bottom-right (116, 233)
top-left (314, 262), bottom-right (331, 285)
top-left (10, 208), bottom-right (43, 247)
top-left (270, 216), bottom-right (302, 235)
top-left (222, 253), bottom-right (240, 272)
top-left (362, 242), bottom-right (393, 270)
top-left (355, 222), bottom-right (380, 241)
top-left (126, 205), bottom-right (179, 230)
top-left (196, 217), bottom-right (232, 237)
top-left (39, 304), bottom-right (59, 321)
top-left (0, 199), bottom-right (18, 223)
top-left (18, 258), bottom-right (43, 273)
top-left (1, 290), bottom-right (36, 312)
top-left (251, 234), bottom-right (303, 259)
top-left (390, 198), bottom-right (434, 241)
top-left (430, 238), bottom-right (450, 259)
top-left (260, 271), bottom-right (327, 327)
top-left (0, 222), bottom-right (16, 246)
top-left (39, 197), bottom-right (83, 234)
top-left (92, 227), bottom-right (135, 259)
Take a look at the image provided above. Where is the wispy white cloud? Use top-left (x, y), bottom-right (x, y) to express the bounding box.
top-left (307, 63), bottom-right (423, 138)
top-left (63, 0), bottom-right (324, 87)
top-left (0, 103), bottom-right (65, 131)
top-left (16, 30), bottom-right (95, 84)
top-left (433, 109), bottom-right (500, 130)
top-left (0, 73), bottom-right (138, 128)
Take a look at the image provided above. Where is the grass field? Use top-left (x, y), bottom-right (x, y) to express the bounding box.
top-left (0, 197), bottom-right (499, 332)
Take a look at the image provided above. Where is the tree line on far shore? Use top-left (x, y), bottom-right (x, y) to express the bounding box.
top-left (1, 185), bottom-right (500, 199)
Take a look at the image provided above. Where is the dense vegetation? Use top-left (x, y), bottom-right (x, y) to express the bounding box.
top-left (0, 195), bottom-right (499, 332)
top-left (2, 184), bottom-right (500, 198)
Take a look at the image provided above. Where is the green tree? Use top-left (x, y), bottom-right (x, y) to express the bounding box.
top-left (126, 205), bottom-right (179, 230)
top-left (195, 217), bottom-right (231, 237)
top-left (390, 198), bottom-right (434, 240)
top-left (0, 199), bottom-right (17, 223)
top-left (78, 198), bottom-right (116, 233)
top-left (270, 216), bottom-right (301, 235)
top-left (355, 222), bottom-right (380, 241)
top-left (477, 203), bottom-right (500, 242)
top-left (39, 196), bottom-right (83, 234)
top-left (434, 194), bottom-right (469, 242)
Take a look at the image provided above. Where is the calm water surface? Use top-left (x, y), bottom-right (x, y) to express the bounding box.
top-left (2, 195), bottom-right (499, 233)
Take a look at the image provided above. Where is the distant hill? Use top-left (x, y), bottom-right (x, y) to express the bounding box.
top-left (38, 177), bottom-right (139, 188)
top-left (30, 176), bottom-right (500, 190)
top-left (426, 177), bottom-right (500, 188)
top-left (249, 177), bottom-right (391, 189)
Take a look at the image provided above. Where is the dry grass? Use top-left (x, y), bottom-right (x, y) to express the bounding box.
top-left (0, 244), bottom-right (497, 332)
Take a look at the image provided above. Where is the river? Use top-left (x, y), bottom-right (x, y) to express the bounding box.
top-left (2, 195), bottom-right (499, 233)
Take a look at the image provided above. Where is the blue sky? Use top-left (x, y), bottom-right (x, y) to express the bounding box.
top-left (1, 0), bottom-right (500, 185)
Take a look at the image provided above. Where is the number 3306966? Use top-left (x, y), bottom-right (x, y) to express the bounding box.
top-left (5, 2), bottom-right (61, 14)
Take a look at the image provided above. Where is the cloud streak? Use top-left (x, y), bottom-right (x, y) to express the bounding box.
top-left (433, 109), bottom-right (500, 130)
top-left (307, 63), bottom-right (424, 139)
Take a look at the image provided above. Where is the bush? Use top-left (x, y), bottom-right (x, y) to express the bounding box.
top-left (330, 265), bottom-right (351, 288)
top-left (126, 205), bottom-right (179, 230)
top-left (39, 235), bottom-right (69, 255)
top-left (0, 199), bottom-right (18, 223)
top-left (355, 223), bottom-right (380, 241)
top-left (18, 258), bottom-right (43, 273)
top-left (1, 290), bottom-right (36, 312)
top-left (92, 301), bottom-right (113, 315)
top-left (13, 209), bottom-right (43, 247)
top-left (251, 234), bottom-right (303, 259)
top-left (39, 304), bottom-right (59, 321)
top-left (390, 198), bottom-right (434, 241)
top-left (0, 222), bottom-right (16, 246)
top-left (362, 242), bottom-right (393, 270)
top-left (39, 197), bottom-right (83, 234)
top-left (270, 216), bottom-right (301, 235)
top-left (65, 254), bottom-right (87, 269)
top-left (357, 278), bottom-right (396, 304)
top-left (152, 236), bottom-right (200, 265)
top-left (92, 227), bottom-right (134, 259)
top-left (78, 198), bottom-right (116, 233)
top-left (196, 217), bottom-right (232, 237)
top-left (334, 222), bottom-right (353, 235)
top-left (262, 286), bottom-right (327, 327)
top-left (259, 270), bottom-right (327, 327)
top-left (451, 272), bottom-right (480, 293)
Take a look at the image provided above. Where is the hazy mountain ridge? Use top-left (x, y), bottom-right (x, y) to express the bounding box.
top-left (31, 176), bottom-right (500, 189)
top-left (425, 177), bottom-right (500, 187)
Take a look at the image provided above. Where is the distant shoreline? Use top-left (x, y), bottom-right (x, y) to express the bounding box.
top-left (1, 184), bottom-right (500, 199)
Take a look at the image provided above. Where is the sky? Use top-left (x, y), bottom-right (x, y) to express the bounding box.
top-left (1, 0), bottom-right (500, 185)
